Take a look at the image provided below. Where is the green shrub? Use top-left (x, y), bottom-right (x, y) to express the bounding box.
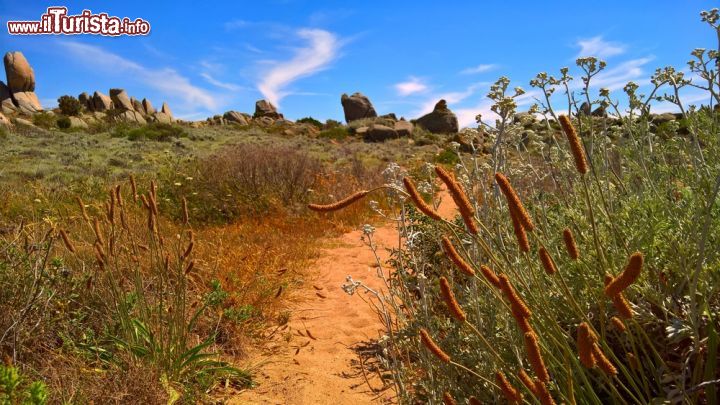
top-left (296, 116), bottom-right (323, 129)
top-left (324, 119), bottom-right (342, 129)
top-left (57, 95), bottom-right (82, 116)
top-left (56, 116), bottom-right (71, 129)
top-left (31, 112), bottom-right (57, 129)
top-left (318, 126), bottom-right (349, 140)
top-left (434, 147), bottom-right (460, 165)
top-left (0, 364), bottom-right (48, 404)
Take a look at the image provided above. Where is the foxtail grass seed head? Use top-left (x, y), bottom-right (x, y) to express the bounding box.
top-left (496, 371), bottom-right (522, 404)
top-left (419, 328), bottom-right (450, 363)
top-left (435, 166), bottom-right (479, 234)
top-left (403, 177), bottom-right (442, 220)
top-left (140, 194), bottom-right (150, 210)
top-left (524, 332), bottom-right (550, 382)
top-left (308, 190), bottom-right (370, 212)
top-left (480, 265), bottom-right (502, 289)
top-left (577, 322), bottom-right (597, 368)
top-left (510, 205), bottom-right (530, 253)
top-left (612, 293), bottom-right (634, 319)
top-left (93, 218), bottom-right (104, 246)
top-left (129, 174), bottom-right (138, 202)
top-left (592, 343), bottom-right (618, 375)
top-left (538, 246), bottom-right (557, 275)
top-left (611, 316), bottom-right (627, 332)
top-left (562, 228), bottom-right (580, 260)
top-left (469, 397), bottom-right (482, 405)
top-left (558, 115), bottom-right (589, 175)
top-left (604, 252), bottom-right (644, 297)
top-left (441, 236), bottom-right (475, 277)
top-left (442, 392), bottom-right (457, 405)
top-left (499, 274), bottom-right (532, 320)
top-left (182, 197), bottom-right (189, 225)
top-left (495, 172), bottom-right (535, 231)
top-left (115, 185), bottom-right (123, 207)
top-left (439, 277), bottom-right (466, 322)
top-left (518, 369), bottom-right (539, 395)
top-left (184, 260), bottom-right (195, 275)
top-left (76, 196), bottom-right (89, 222)
top-left (517, 316), bottom-right (535, 334)
top-left (534, 380), bottom-right (556, 405)
top-left (58, 229), bottom-right (76, 253)
top-left (182, 241), bottom-right (194, 260)
top-left (626, 352), bottom-right (639, 370)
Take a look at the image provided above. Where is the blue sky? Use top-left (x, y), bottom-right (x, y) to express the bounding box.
top-left (0, 1), bottom-right (716, 126)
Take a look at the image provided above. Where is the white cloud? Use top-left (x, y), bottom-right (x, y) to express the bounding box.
top-left (576, 36), bottom-right (626, 58)
top-left (460, 64), bottom-right (497, 75)
top-left (394, 76), bottom-right (429, 96)
top-left (257, 29), bottom-right (340, 107)
top-left (200, 72), bottom-right (244, 91)
top-left (57, 41), bottom-right (219, 113)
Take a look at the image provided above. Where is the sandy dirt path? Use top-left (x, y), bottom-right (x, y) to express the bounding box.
top-left (232, 191), bottom-right (455, 405)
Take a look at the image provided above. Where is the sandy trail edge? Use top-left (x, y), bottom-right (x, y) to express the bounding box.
top-left (231, 190), bottom-right (455, 405)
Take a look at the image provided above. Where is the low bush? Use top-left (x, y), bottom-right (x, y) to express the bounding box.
top-left (57, 95), bottom-right (82, 116)
top-left (112, 122), bottom-right (187, 141)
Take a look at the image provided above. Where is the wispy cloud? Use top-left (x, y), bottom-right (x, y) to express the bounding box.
top-left (200, 72), bottom-right (245, 91)
top-left (57, 41), bottom-right (219, 113)
top-left (460, 64), bottom-right (497, 75)
top-left (257, 28), bottom-right (341, 107)
top-left (394, 76), bottom-right (429, 96)
top-left (590, 57), bottom-right (653, 90)
top-left (576, 36), bottom-right (626, 58)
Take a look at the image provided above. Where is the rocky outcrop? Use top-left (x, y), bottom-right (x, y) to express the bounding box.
top-left (223, 110), bottom-right (249, 125)
top-left (0, 81), bottom-right (15, 114)
top-left (254, 99), bottom-right (283, 119)
top-left (415, 99), bottom-right (458, 134)
top-left (78, 92), bottom-right (92, 110)
top-left (0, 111), bottom-right (12, 128)
top-left (4, 52), bottom-right (35, 92)
top-left (131, 97), bottom-right (145, 114)
top-left (118, 110), bottom-right (146, 124)
top-left (341, 92), bottom-right (377, 123)
top-left (161, 102), bottom-right (173, 120)
top-left (394, 119), bottom-right (413, 137)
top-left (152, 112), bottom-right (172, 124)
top-left (110, 88), bottom-right (133, 111)
top-left (3, 52), bottom-right (42, 114)
top-left (67, 116), bottom-right (88, 129)
top-left (364, 124), bottom-right (398, 142)
top-left (92, 91), bottom-right (113, 111)
top-left (13, 91), bottom-right (42, 114)
top-left (142, 98), bottom-right (155, 115)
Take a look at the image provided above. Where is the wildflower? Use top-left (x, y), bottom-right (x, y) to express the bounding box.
top-left (495, 371), bottom-right (522, 404)
top-left (605, 274), bottom-right (634, 318)
top-left (308, 190), bottom-right (370, 212)
top-left (518, 369), bottom-right (539, 395)
top-left (524, 332), bottom-right (550, 382)
top-left (479, 265), bottom-right (502, 289)
top-left (534, 379), bottom-right (556, 405)
top-left (435, 166), bottom-right (478, 234)
top-left (441, 236), bottom-right (475, 277)
top-left (439, 277), bottom-right (466, 322)
top-left (499, 274), bottom-right (532, 320)
top-left (558, 115), bottom-right (589, 174)
top-left (419, 328), bottom-right (450, 363)
top-left (577, 322), bottom-right (597, 368)
top-left (403, 177), bottom-right (442, 220)
top-left (562, 228), bottom-right (579, 260)
top-left (592, 344), bottom-right (618, 375)
top-left (510, 205), bottom-right (530, 253)
top-left (610, 316), bottom-right (627, 332)
top-left (58, 229), bottom-right (76, 253)
top-left (538, 246), bottom-right (557, 275)
top-left (495, 172), bottom-right (534, 231)
top-left (604, 252), bottom-right (644, 297)
top-left (442, 391), bottom-right (457, 405)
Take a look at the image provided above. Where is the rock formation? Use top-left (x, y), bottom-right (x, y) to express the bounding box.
top-left (341, 92), bottom-right (377, 123)
top-left (415, 99), bottom-right (458, 134)
top-left (254, 100), bottom-right (283, 119)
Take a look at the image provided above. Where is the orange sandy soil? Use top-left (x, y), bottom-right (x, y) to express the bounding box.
top-left (231, 191), bottom-right (455, 405)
